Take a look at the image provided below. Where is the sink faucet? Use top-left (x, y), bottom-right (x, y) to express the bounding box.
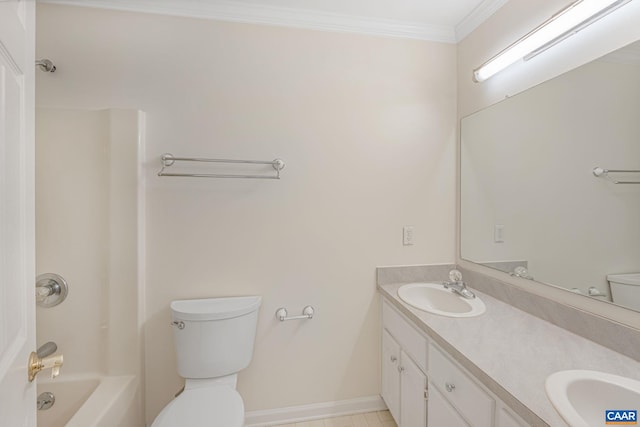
top-left (443, 269), bottom-right (476, 299)
top-left (509, 266), bottom-right (533, 280)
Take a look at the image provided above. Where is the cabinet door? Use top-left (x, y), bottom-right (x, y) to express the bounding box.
top-left (429, 344), bottom-right (494, 427)
top-left (496, 407), bottom-right (528, 427)
top-left (400, 351), bottom-right (427, 427)
top-left (428, 384), bottom-right (470, 427)
top-left (382, 329), bottom-right (401, 423)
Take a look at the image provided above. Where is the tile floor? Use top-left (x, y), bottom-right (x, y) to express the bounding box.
top-left (272, 410), bottom-right (397, 427)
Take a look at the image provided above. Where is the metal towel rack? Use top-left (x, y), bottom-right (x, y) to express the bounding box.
top-left (592, 167), bottom-right (640, 184)
top-left (158, 153), bottom-right (285, 179)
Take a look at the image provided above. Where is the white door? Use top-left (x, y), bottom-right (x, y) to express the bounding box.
top-left (0, 0), bottom-right (36, 426)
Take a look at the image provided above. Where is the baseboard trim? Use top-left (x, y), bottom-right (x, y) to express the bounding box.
top-left (244, 395), bottom-right (387, 427)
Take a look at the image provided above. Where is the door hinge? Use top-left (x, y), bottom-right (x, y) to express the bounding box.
top-left (424, 388), bottom-right (429, 400)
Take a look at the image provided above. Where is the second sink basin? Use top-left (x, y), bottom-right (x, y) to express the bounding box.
top-left (397, 283), bottom-right (486, 317)
top-left (546, 370), bottom-right (640, 427)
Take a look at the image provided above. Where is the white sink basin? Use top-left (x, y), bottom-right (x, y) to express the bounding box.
top-left (546, 370), bottom-right (640, 427)
top-left (397, 283), bottom-right (486, 317)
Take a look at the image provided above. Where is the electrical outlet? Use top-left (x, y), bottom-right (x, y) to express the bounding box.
top-left (403, 226), bottom-right (414, 246)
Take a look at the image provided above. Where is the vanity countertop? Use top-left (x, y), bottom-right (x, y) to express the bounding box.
top-left (378, 282), bottom-right (640, 427)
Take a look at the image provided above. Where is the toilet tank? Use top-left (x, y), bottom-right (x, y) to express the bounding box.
top-left (170, 296), bottom-right (262, 379)
top-left (607, 274), bottom-right (640, 311)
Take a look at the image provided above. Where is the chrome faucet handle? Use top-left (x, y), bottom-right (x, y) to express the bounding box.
top-left (35, 273), bottom-right (69, 308)
top-left (443, 269), bottom-right (476, 299)
top-left (449, 269), bottom-right (463, 283)
top-left (510, 266), bottom-right (533, 280)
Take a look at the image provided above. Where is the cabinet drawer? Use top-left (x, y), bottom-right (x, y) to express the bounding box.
top-left (382, 300), bottom-right (427, 372)
top-left (429, 343), bottom-right (494, 427)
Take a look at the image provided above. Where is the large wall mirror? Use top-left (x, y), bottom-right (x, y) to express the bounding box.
top-left (461, 40), bottom-right (640, 312)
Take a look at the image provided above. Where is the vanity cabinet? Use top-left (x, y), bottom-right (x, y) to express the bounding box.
top-left (381, 298), bottom-right (529, 427)
top-left (382, 301), bottom-right (428, 427)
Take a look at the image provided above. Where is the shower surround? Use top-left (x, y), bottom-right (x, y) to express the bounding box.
top-left (35, 108), bottom-right (144, 427)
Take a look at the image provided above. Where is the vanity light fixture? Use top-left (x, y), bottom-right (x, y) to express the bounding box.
top-left (473, 0), bottom-right (633, 82)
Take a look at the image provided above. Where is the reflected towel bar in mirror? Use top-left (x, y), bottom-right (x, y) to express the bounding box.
top-left (592, 167), bottom-right (640, 184)
top-left (158, 153), bottom-right (285, 179)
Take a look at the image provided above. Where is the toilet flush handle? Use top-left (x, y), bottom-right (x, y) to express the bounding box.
top-left (171, 321), bottom-right (185, 330)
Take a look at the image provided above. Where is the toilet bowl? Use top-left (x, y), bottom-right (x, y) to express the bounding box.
top-left (151, 296), bottom-right (262, 427)
top-left (152, 380), bottom-right (244, 427)
top-left (607, 273), bottom-right (640, 311)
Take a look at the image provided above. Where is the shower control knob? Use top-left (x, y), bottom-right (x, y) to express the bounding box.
top-left (35, 273), bottom-right (69, 308)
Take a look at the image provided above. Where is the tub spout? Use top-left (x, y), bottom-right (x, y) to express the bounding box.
top-left (28, 352), bottom-right (64, 382)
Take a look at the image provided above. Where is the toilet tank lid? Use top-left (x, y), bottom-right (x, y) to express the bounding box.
top-left (607, 274), bottom-right (640, 286)
top-left (171, 296), bottom-right (262, 321)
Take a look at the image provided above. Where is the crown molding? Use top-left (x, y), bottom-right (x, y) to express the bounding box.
top-left (599, 45), bottom-right (640, 65)
top-left (39, 0), bottom-right (459, 43)
top-left (455, 0), bottom-right (509, 42)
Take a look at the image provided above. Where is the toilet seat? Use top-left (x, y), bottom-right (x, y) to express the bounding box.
top-left (151, 385), bottom-right (244, 427)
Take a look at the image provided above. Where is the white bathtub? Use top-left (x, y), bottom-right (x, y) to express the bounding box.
top-left (37, 374), bottom-right (138, 427)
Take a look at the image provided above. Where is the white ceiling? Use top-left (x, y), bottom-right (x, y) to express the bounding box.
top-left (39, 0), bottom-right (510, 42)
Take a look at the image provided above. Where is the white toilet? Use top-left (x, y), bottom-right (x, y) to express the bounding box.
top-left (151, 296), bottom-right (262, 427)
top-left (607, 273), bottom-right (640, 310)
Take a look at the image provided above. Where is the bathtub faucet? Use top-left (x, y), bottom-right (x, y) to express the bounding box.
top-left (28, 343), bottom-right (64, 382)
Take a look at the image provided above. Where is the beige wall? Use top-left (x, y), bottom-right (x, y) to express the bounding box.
top-left (457, 0), bottom-right (640, 328)
top-left (35, 4), bottom-right (457, 423)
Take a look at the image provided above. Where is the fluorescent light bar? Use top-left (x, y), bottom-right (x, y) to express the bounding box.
top-left (473, 0), bottom-right (633, 82)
